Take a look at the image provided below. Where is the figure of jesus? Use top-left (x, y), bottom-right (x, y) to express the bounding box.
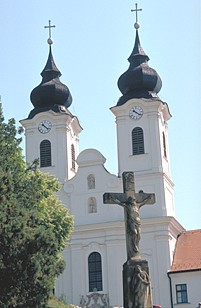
top-left (104, 192), bottom-right (153, 259)
top-left (103, 172), bottom-right (155, 260)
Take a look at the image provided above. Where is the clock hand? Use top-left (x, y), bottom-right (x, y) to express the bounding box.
top-left (133, 110), bottom-right (141, 116)
top-left (42, 123), bottom-right (48, 129)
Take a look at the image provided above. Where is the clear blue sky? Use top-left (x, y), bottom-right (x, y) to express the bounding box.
top-left (0, 1), bottom-right (200, 231)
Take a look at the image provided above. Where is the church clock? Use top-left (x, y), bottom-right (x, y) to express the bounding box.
top-left (38, 120), bottom-right (52, 134)
top-left (129, 106), bottom-right (143, 119)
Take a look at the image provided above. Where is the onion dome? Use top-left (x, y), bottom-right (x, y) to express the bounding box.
top-left (30, 46), bottom-right (72, 109)
top-left (29, 28), bottom-right (72, 118)
top-left (117, 23), bottom-right (162, 106)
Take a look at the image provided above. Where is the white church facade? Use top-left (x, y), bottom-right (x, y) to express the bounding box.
top-left (20, 15), bottom-right (201, 308)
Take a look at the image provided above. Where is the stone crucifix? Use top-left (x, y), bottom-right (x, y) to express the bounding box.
top-left (103, 172), bottom-right (155, 260)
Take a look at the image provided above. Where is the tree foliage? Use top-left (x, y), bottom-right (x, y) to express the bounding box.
top-left (0, 104), bottom-right (74, 307)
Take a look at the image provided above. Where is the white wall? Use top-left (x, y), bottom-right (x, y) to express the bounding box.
top-left (55, 149), bottom-right (184, 307)
top-left (170, 271), bottom-right (201, 308)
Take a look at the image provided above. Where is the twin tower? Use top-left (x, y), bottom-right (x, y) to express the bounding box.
top-left (20, 18), bottom-right (184, 308)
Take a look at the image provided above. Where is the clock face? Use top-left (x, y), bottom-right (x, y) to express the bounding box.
top-left (38, 120), bottom-right (52, 134)
top-left (129, 106), bottom-right (143, 120)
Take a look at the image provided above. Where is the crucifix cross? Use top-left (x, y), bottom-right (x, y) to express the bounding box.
top-left (131, 3), bottom-right (142, 23)
top-left (103, 172), bottom-right (155, 260)
top-left (44, 20), bottom-right (56, 39)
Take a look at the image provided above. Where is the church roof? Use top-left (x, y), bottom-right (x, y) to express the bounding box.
top-left (170, 229), bottom-right (201, 273)
top-left (117, 24), bottom-right (162, 106)
top-left (29, 25), bottom-right (72, 118)
top-left (30, 45), bottom-right (72, 110)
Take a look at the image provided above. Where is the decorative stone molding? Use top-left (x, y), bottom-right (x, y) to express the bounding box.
top-left (80, 290), bottom-right (109, 308)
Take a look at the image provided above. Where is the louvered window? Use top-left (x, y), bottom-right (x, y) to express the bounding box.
top-left (40, 140), bottom-right (51, 167)
top-left (88, 252), bottom-right (103, 292)
top-left (163, 132), bottom-right (167, 158)
top-left (132, 127), bottom-right (144, 155)
top-left (71, 144), bottom-right (75, 170)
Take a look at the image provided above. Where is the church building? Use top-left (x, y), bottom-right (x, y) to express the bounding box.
top-left (20, 11), bottom-right (201, 308)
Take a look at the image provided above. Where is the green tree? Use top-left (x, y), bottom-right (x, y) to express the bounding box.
top-left (0, 104), bottom-right (74, 307)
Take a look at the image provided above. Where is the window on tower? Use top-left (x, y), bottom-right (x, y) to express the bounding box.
top-left (40, 139), bottom-right (51, 167)
top-left (88, 252), bottom-right (103, 292)
top-left (71, 144), bottom-right (75, 171)
top-left (162, 132), bottom-right (167, 158)
top-left (132, 127), bottom-right (145, 155)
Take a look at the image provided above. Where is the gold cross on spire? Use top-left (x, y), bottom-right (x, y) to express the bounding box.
top-left (131, 3), bottom-right (142, 23)
top-left (44, 20), bottom-right (55, 45)
top-left (44, 20), bottom-right (55, 39)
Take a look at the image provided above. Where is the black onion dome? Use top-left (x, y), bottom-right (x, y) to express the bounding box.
top-left (30, 46), bottom-right (72, 110)
top-left (117, 29), bottom-right (162, 106)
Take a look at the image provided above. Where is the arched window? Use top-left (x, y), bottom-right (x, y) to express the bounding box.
top-left (87, 174), bottom-right (95, 189)
top-left (132, 127), bottom-right (144, 155)
top-left (71, 144), bottom-right (75, 170)
top-left (40, 140), bottom-right (51, 167)
top-left (88, 252), bottom-right (103, 292)
top-left (88, 197), bottom-right (97, 213)
top-left (162, 132), bottom-right (167, 158)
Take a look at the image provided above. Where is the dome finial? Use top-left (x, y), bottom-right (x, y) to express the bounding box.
top-left (44, 20), bottom-right (55, 45)
top-left (117, 3), bottom-right (162, 105)
top-left (131, 3), bottom-right (142, 30)
top-left (29, 20), bottom-right (72, 118)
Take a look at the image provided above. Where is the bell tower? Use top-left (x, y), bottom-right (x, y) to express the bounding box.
top-left (111, 12), bottom-right (175, 219)
top-left (21, 21), bottom-right (82, 182)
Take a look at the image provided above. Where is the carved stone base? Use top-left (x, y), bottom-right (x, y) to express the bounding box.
top-left (80, 290), bottom-right (109, 308)
top-left (123, 259), bottom-right (153, 308)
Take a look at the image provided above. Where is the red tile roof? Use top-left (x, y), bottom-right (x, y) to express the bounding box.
top-left (170, 229), bottom-right (201, 272)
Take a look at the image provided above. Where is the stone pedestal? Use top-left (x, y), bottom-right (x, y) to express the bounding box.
top-left (123, 259), bottom-right (152, 308)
